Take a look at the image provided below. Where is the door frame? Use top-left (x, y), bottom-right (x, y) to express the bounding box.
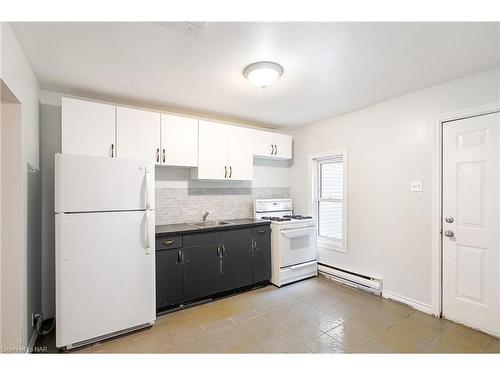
top-left (430, 102), bottom-right (500, 317)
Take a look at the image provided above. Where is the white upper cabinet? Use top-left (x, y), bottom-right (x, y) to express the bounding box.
top-left (62, 97), bottom-right (116, 158)
top-left (160, 114), bottom-right (198, 167)
top-left (116, 107), bottom-right (160, 163)
top-left (227, 126), bottom-right (253, 181)
top-left (197, 120), bottom-right (253, 181)
top-left (254, 130), bottom-right (292, 159)
top-left (197, 121), bottom-right (228, 180)
top-left (61, 97), bottom-right (292, 180)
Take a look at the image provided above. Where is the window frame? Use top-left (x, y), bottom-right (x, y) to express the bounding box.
top-left (309, 148), bottom-right (348, 253)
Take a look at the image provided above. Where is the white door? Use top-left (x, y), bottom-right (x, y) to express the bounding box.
top-left (197, 120), bottom-right (228, 179)
top-left (161, 114), bottom-right (198, 167)
top-left (55, 153), bottom-right (154, 212)
top-left (55, 210), bottom-right (155, 348)
top-left (116, 107), bottom-right (160, 163)
top-left (227, 126), bottom-right (253, 180)
top-left (62, 97), bottom-right (116, 158)
top-left (443, 111), bottom-right (499, 336)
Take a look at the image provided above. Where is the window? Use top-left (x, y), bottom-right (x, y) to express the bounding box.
top-left (314, 151), bottom-right (347, 252)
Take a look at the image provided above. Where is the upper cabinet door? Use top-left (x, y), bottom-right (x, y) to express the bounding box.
top-left (62, 97), bottom-right (116, 158)
top-left (253, 130), bottom-right (292, 160)
top-left (273, 133), bottom-right (292, 159)
top-left (116, 107), bottom-right (160, 163)
top-left (161, 114), bottom-right (198, 167)
top-left (227, 126), bottom-right (253, 181)
top-left (197, 121), bottom-right (228, 180)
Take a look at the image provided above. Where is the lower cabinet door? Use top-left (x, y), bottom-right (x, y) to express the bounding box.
top-left (252, 226), bottom-right (272, 283)
top-left (221, 229), bottom-right (253, 291)
top-left (183, 245), bottom-right (220, 302)
top-left (156, 249), bottom-right (184, 310)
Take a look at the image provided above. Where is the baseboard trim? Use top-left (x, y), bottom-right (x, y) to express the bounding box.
top-left (26, 329), bottom-right (38, 353)
top-left (382, 290), bottom-right (434, 316)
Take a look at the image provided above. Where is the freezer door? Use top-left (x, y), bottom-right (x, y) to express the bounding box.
top-left (55, 153), bottom-right (154, 213)
top-left (55, 211), bottom-right (155, 348)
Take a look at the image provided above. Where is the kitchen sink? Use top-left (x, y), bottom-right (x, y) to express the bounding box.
top-left (189, 220), bottom-right (232, 228)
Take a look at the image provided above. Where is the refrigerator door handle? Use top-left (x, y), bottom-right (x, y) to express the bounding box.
top-left (145, 166), bottom-right (151, 210)
top-left (145, 209), bottom-right (151, 255)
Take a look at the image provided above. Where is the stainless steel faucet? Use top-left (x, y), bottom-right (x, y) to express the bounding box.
top-left (202, 211), bottom-right (210, 221)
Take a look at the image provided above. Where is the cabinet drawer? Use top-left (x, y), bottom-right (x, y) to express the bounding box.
top-left (156, 236), bottom-right (183, 251)
top-left (183, 231), bottom-right (221, 247)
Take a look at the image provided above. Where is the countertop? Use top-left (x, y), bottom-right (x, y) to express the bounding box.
top-left (155, 218), bottom-right (271, 236)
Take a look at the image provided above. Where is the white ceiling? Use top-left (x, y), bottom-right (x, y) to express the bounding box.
top-left (11, 22), bottom-right (500, 128)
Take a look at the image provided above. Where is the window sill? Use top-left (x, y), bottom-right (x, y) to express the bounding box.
top-left (318, 239), bottom-right (347, 254)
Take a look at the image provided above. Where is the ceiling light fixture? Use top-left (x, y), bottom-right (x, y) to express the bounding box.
top-left (243, 61), bottom-right (284, 89)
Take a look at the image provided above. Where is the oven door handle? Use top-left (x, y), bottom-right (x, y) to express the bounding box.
top-left (280, 226), bottom-right (316, 238)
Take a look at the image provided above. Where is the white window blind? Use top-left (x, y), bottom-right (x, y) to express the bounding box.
top-left (317, 154), bottom-right (345, 248)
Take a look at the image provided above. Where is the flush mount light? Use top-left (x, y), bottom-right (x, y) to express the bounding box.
top-left (243, 61), bottom-right (284, 89)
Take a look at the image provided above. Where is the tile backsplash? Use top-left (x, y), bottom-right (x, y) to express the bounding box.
top-left (155, 187), bottom-right (290, 225)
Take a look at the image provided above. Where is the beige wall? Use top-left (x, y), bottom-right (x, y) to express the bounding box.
top-left (290, 67), bottom-right (500, 309)
top-left (1, 100), bottom-right (24, 351)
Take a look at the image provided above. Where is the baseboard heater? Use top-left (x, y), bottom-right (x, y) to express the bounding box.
top-left (318, 263), bottom-right (383, 296)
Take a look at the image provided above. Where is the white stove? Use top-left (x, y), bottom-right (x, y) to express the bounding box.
top-left (254, 199), bottom-right (318, 287)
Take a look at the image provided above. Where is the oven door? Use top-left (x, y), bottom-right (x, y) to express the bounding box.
top-left (279, 224), bottom-right (317, 268)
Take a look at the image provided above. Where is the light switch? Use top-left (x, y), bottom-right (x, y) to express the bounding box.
top-left (410, 180), bottom-right (423, 192)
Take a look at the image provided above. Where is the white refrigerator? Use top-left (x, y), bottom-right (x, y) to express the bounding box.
top-left (55, 153), bottom-right (156, 349)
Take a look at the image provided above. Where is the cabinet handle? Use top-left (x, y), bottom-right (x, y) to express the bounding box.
top-left (156, 148), bottom-right (160, 163)
top-left (270, 144), bottom-right (274, 155)
top-left (275, 145), bottom-right (278, 155)
top-left (222, 244), bottom-right (226, 256)
top-left (217, 245), bottom-right (221, 258)
top-left (224, 166), bottom-right (227, 178)
top-left (177, 250), bottom-right (182, 263)
top-left (258, 229), bottom-right (265, 234)
top-left (229, 166), bottom-right (232, 178)
top-left (110, 144), bottom-right (114, 158)
top-left (162, 149), bottom-right (166, 163)
top-left (163, 240), bottom-right (174, 246)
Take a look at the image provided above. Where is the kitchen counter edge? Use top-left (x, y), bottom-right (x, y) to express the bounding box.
top-left (155, 218), bottom-right (271, 236)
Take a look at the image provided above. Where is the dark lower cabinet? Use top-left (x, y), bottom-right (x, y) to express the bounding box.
top-left (220, 229), bottom-right (253, 291)
top-left (182, 244), bottom-right (220, 302)
top-left (252, 226), bottom-right (272, 283)
top-left (156, 249), bottom-right (183, 310)
top-left (156, 224), bottom-right (271, 313)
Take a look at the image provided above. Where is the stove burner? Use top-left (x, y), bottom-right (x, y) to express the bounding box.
top-left (283, 215), bottom-right (313, 220)
top-left (261, 216), bottom-right (292, 222)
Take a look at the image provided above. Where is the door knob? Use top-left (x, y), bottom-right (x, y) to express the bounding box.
top-left (445, 216), bottom-right (454, 223)
top-left (444, 230), bottom-right (455, 238)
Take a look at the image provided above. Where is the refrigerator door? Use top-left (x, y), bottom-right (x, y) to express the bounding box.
top-left (55, 153), bottom-right (154, 213)
top-left (56, 210), bottom-right (155, 348)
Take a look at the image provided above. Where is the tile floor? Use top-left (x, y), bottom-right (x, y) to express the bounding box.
top-left (37, 275), bottom-right (500, 353)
